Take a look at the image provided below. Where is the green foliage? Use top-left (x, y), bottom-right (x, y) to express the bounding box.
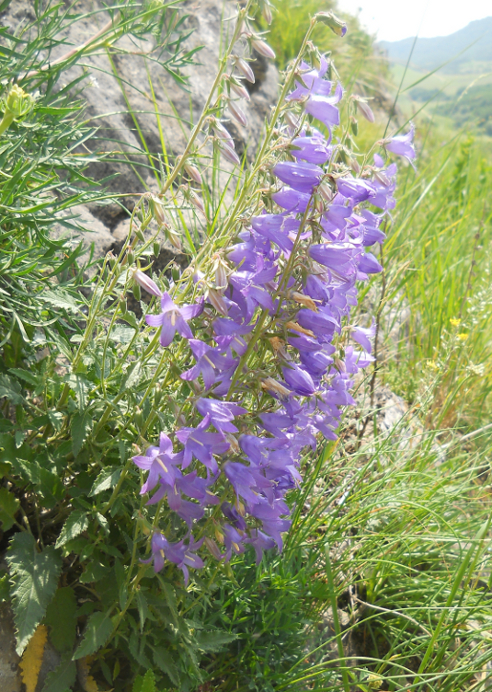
top-left (6, 533), bottom-right (62, 655)
top-left (1, 1), bottom-right (491, 691)
top-left (41, 652), bottom-right (78, 692)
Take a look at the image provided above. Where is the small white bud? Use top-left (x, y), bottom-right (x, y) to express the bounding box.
top-left (251, 37), bottom-right (276, 60)
top-left (235, 57), bottom-right (255, 84)
top-left (228, 100), bottom-right (247, 127)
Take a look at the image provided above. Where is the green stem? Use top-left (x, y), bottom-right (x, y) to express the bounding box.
top-left (0, 112), bottom-right (14, 136)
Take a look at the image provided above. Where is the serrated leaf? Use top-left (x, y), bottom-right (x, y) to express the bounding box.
top-left (120, 362), bottom-right (143, 393)
top-left (195, 629), bottom-right (238, 652)
top-left (0, 374), bottom-right (24, 404)
top-left (0, 486), bottom-right (20, 531)
top-left (72, 611), bottom-right (114, 660)
top-left (132, 669), bottom-right (156, 692)
top-left (6, 533), bottom-right (62, 655)
top-left (55, 510), bottom-right (89, 549)
top-left (20, 624), bottom-right (48, 692)
top-left (44, 587), bottom-right (77, 653)
top-left (71, 412), bottom-right (91, 457)
top-left (8, 368), bottom-right (39, 387)
top-left (41, 651), bottom-right (77, 692)
top-left (64, 374), bottom-right (90, 410)
top-left (88, 467), bottom-right (121, 496)
top-left (152, 648), bottom-right (180, 686)
top-left (42, 289), bottom-right (81, 314)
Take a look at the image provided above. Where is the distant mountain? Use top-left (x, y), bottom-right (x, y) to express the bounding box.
top-left (379, 17), bottom-right (492, 73)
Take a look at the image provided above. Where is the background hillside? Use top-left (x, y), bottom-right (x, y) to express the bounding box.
top-left (379, 16), bottom-right (492, 135)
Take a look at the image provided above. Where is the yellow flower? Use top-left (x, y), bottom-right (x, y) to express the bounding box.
top-left (450, 317), bottom-right (461, 327)
top-left (457, 333), bottom-right (468, 341)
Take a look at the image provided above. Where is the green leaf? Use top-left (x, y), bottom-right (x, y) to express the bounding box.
top-left (55, 510), bottom-right (89, 549)
top-left (88, 467), bottom-right (121, 497)
top-left (194, 629), bottom-right (238, 652)
top-left (152, 647), bottom-right (180, 686)
top-left (72, 611), bottom-right (114, 660)
top-left (6, 533), bottom-right (62, 655)
top-left (44, 587), bottom-right (77, 654)
top-left (42, 289), bottom-right (81, 314)
top-left (8, 368), bottom-right (39, 387)
top-left (0, 487), bottom-right (20, 531)
top-left (71, 412), bottom-right (91, 457)
top-left (0, 374), bottom-right (24, 404)
top-left (41, 651), bottom-right (77, 692)
top-left (132, 669), bottom-right (156, 692)
top-left (64, 374), bottom-right (90, 410)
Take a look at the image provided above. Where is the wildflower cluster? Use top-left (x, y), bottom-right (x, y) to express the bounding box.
top-left (132, 45), bottom-right (415, 583)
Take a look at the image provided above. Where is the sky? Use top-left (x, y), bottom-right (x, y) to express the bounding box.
top-left (336, 0), bottom-right (492, 42)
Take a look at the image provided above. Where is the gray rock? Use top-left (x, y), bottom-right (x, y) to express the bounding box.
top-left (0, 604), bottom-right (21, 692)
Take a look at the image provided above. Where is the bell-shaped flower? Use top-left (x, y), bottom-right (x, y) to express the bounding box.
top-left (291, 135), bottom-right (332, 164)
top-left (148, 532), bottom-right (204, 583)
top-left (146, 292), bottom-right (203, 347)
top-left (132, 432), bottom-right (182, 496)
top-left (181, 339), bottom-right (231, 390)
top-left (384, 123), bottom-right (416, 165)
top-left (273, 161), bottom-right (323, 194)
top-left (175, 418), bottom-right (230, 472)
top-left (195, 398), bottom-right (247, 433)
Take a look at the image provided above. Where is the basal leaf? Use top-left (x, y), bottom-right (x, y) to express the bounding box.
top-left (72, 611), bottom-right (114, 661)
top-left (7, 533), bottom-right (62, 655)
top-left (41, 651), bottom-right (77, 692)
top-left (55, 510), bottom-right (89, 549)
top-left (0, 486), bottom-right (20, 531)
top-left (71, 412), bottom-right (91, 457)
top-left (19, 624), bottom-right (48, 692)
top-left (44, 587), bottom-right (77, 653)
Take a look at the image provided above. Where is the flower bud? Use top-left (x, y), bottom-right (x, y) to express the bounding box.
top-left (350, 116), bottom-right (358, 136)
top-left (132, 282), bottom-right (141, 301)
top-left (314, 11), bottom-right (347, 37)
top-left (251, 37), bottom-right (276, 60)
top-left (354, 96), bottom-right (375, 123)
top-left (3, 85), bottom-right (35, 119)
top-left (262, 377), bottom-right (290, 398)
top-left (149, 195), bottom-right (167, 226)
top-left (184, 163), bottom-right (202, 185)
top-left (134, 269), bottom-right (162, 298)
top-left (207, 288), bottom-right (228, 315)
top-left (204, 536), bottom-right (222, 560)
top-left (228, 99), bottom-right (247, 127)
top-left (165, 227), bottom-right (182, 251)
top-left (219, 142), bottom-right (241, 166)
top-left (262, 2), bottom-right (273, 24)
top-left (171, 265), bottom-right (180, 282)
top-left (190, 190), bottom-right (205, 215)
top-left (284, 111), bottom-right (300, 132)
top-left (153, 241), bottom-right (160, 257)
top-left (234, 57), bottom-right (255, 84)
top-left (134, 407), bottom-right (144, 428)
top-left (135, 227), bottom-right (145, 241)
top-left (229, 78), bottom-right (250, 101)
top-left (127, 250), bottom-right (135, 265)
top-left (118, 297), bottom-right (127, 313)
top-left (212, 118), bottom-right (235, 149)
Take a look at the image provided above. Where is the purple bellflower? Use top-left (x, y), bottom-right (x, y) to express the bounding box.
top-left (146, 293), bottom-right (203, 347)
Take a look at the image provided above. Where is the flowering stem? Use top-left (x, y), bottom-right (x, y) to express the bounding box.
top-left (158, 1), bottom-right (254, 197)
